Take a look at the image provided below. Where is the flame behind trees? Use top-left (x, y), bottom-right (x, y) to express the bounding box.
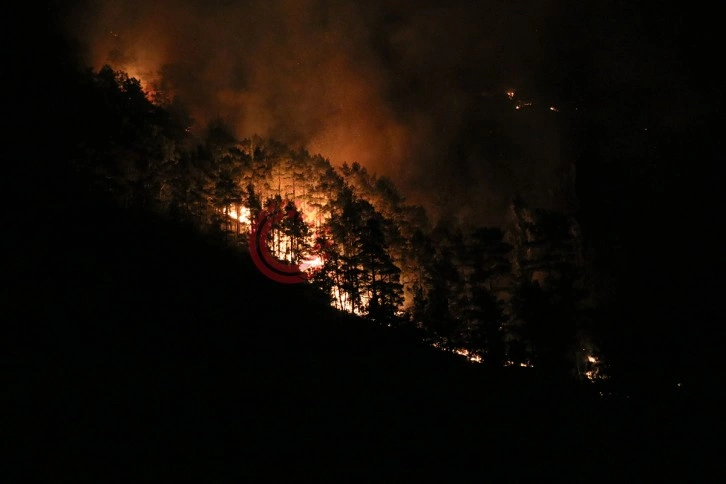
top-left (75, 65), bottom-right (600, 379)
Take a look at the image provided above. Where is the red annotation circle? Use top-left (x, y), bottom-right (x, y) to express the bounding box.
top-left (248, 201), bottom-right (310, 284)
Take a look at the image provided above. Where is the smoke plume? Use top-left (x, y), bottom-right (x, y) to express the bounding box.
top-left (61, 0), bottom-right (584, 226)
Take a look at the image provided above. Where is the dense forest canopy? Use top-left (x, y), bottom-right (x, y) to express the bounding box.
top-left (57, 63), bottom-right (606, 383)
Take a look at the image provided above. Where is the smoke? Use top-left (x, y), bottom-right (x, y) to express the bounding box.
top-left (61, 0), bottom-right (580, 226)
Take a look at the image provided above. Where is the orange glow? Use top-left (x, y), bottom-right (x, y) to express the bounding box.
top-left (453, 348), bottom-right (483, 363)
top-left (299, 255), bottom-right (324, 272)
top-left (228, 207), bottom-right (251, 224)
top-left (329, 286), bottom-right (366, 315)
top-left (125, 68), bottom-right (160, 100)
top-left (504, 360), bottom-right (534, 368)
top-left (583, 354), bottom-right (607, 381)
top-left (431, 342), bottom-right (484, 364)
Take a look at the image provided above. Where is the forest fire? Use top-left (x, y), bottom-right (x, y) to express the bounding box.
top-left (78, 60), bottom-right (604, 381)
top-left (453, 348), bottom-right (483, 363)
top-left (431, 342), bottom-right (484, 364)
top-left (299, 255), bottom-right (324, 272)
top-left (584, 355), bottom-right (606, 381)
top-left (505, 360), bottom-right (534, 368)
top-left (228, 207), bottom-right (251, 224)
top-left (30, 6), bottom-right (717, 475)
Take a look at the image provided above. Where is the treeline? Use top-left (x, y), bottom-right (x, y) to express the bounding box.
top-left (66, 64), bottom-right (603, 381)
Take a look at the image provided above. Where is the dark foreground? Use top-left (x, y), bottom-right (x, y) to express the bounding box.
top-left (6, 189), bottom-right (717, 481)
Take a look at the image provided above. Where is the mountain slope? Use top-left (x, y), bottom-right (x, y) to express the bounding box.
top-left (6, 182), bottom-right (713, 481)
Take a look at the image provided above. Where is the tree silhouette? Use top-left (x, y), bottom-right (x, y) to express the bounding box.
top-left (58, 63), bottom-right (604, 382)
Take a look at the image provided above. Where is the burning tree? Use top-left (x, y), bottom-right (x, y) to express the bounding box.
top-left (71, 64), bottom-right (604, 380)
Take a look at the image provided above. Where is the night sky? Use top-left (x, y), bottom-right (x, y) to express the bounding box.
top-left (46, 0), bottom-right (718, 228)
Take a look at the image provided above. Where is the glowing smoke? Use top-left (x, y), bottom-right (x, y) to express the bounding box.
top-left (60, 0), bottom-right (577, 226)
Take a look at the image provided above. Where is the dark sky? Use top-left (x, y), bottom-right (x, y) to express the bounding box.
top-left (52, 0), bottom-right (718, 227)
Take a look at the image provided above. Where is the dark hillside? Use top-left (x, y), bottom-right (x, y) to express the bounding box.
top-left (6, 182), bottom-right (712, 480)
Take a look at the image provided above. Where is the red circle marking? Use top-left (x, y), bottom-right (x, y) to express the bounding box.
top-left (248, 201), bottom-right (310, 284)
